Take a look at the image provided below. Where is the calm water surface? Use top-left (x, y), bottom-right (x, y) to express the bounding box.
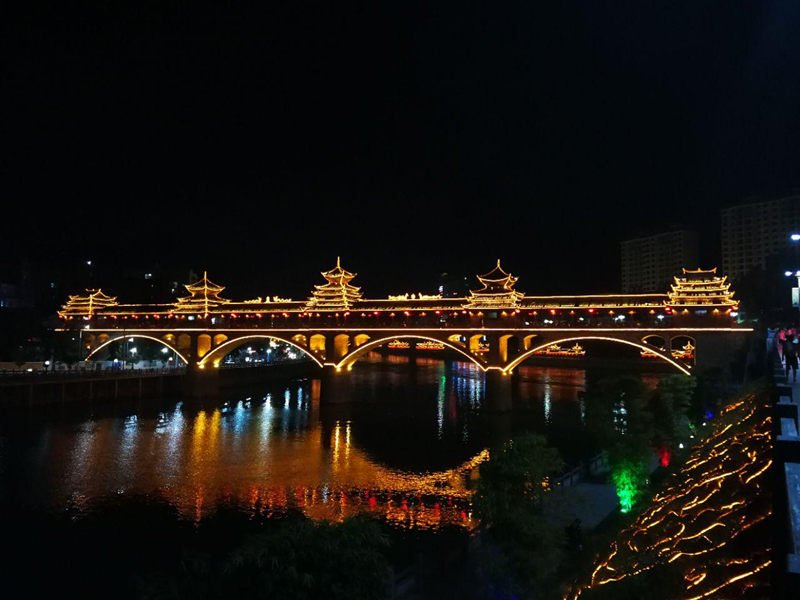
top-left (0, 355), bottom-right (662, 531)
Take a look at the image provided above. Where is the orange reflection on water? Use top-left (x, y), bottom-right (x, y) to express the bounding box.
top-left (50, 394), bottom-right (487, 530)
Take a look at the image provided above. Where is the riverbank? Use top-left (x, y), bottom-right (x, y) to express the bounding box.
top-left (0, 361), bottom-right (315, 408)
top-left (566, 383), bottom-right (773, 599)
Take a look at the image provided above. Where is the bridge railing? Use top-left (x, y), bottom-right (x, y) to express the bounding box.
top-left (550, 453), bottom-right (609, 490)
top-left (82, 312), bottom-right (736, 331)
top-left (0, 366), bottom-right (187, 380)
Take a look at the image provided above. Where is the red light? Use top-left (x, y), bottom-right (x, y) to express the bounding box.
top-left (550, 309), bottom-right (556, 315)
top-left (588, 308), bottom-right (595, 314)
top-left (403, 311), bottom-right (411, 316)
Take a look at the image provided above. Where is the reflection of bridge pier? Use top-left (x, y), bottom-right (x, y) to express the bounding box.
top-left (484, 370), bottom-right (512, 412)
top-left (182, 365), bottom-right (219, 398)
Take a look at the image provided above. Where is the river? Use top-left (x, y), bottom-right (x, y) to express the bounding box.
top-left (0, 355), bottom-right (666, 533)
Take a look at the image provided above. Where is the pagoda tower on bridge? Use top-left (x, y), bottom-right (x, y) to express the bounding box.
top-left (466, 259), bottom-right (523, 309)
top-left (305, 257), bottom-right (363, 311)
top-left (667, 267), bottom-right (738, 310)
top-left (173, 272), bottom-right (230, 316)
top-left (58, 289), bottom-right (118, 318)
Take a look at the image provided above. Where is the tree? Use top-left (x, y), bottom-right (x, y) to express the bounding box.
top-left (137, 515), bottom-right (391, 600)
top-left (584, 376), bottom-right (655, 514)
top-left (654, 375), bottom-right (697, 446)
top-left (473, 434), bottom-right (565, 597)
top-left (224, 516), bottom-right (390, 599)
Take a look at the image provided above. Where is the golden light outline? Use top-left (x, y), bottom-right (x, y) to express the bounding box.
top-left (334, 334), bottom-right (487, 371)
top-left (83, 334), bottom-right (190, 365)
top-left (504, 336), bottom-right (691, 375)
top-left (198, 334), bottom-right (325, 368)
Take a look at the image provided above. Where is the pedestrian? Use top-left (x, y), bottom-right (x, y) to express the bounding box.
top-left (778, 328), bottom-right (788, 364)
top-left (786, 338), bottom-right (799, 383)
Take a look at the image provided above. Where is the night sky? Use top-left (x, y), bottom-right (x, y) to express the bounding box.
top-left (2, 2), bottom-right (799, 300)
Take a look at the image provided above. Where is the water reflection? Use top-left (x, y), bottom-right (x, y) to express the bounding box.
top-left (0, 356), bottom-right (664, 531)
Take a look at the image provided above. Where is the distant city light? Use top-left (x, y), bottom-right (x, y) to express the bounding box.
top-left (161, 347), bottom-right (169, 354)
top-left (785, 271), bottom-right (793, 277)
top-left (86, 260), bottom-right (92, 266)
top-left (128, 337), bottom-right (134, 342)
top-left (791, 233), bottom-right (800, 241)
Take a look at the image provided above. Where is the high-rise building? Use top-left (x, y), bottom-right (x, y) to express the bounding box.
top-left (721, 193), bottom-right (800, 282)
top-left (621, 230), bottom-right (698, 292)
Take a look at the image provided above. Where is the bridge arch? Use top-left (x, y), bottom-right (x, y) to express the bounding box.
top-left (641, 334), bottom-right (667, 350)
top-left (670, 335), bottom-right (696, 365)
top-left (670, 334), bottom-right (696, 349)
top-left (447, 333), bottom-right (466, 347)
top-left (197, 334), bottom-right (324, 368)
top-left (504, 335), bottom-right (691, 375)
top-left (84, 334), bottom-right (190, 365)
top-left (335, 334), bottom-right (487, 371)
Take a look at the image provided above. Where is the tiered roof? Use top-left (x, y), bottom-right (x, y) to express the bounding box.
top-left (667, 267), bottom-right (738, 309)
top-left (173, 272), bottom-right (230, 315)
top-left (58, 289), bottom-right (118, 317)
top-left (466, 259), bottom-right (523, 308)
top-left (305, 257), bottom-right (363, 310)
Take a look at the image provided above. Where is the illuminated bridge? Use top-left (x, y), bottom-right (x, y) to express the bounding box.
top-left (59, 259), bottom-right (751, 386)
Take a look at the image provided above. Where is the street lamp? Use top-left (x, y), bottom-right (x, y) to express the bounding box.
top-left (787, 234), bottom-right (800, 308)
